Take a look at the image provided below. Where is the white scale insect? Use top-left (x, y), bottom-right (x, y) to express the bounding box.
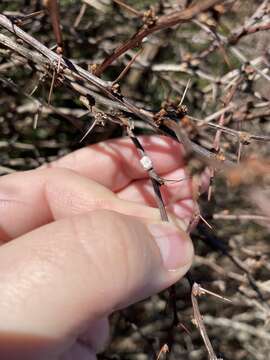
top-left (140, 155), bottom-right (153, 171)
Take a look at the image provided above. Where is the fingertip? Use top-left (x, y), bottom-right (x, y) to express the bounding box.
top-left (147, 222), bottom-right (194, 272)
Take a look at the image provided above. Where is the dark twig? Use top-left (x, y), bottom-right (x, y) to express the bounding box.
top-left (94, 0), bottom-right (225, 76)
top-left (125, 122), bottom-right (168, 221)
top-left (0, 15), bottom-right (236, 171)
top-left (112, 48), bottom-right (143, 85)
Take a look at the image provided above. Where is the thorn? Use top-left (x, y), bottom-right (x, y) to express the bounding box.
top-left (199, 214), bottom-right (213, 229)
top-left (156, 344), bottom-right (169, 360)
top-left (48, 70), bottom-right (55, 104)
top-left (179, 78), bottom-right (191, 107)
top-left (177, 322), bottom-right (192, 336)
top-left (112, 48), bottom-right (143, 85)
top-left (33, 111), bottom-right (39, 129)
top-left (193, 282), bottom-right (232, 303)
top-left (237, 141), bottom-right (242, 163)
top-left (56, 52), bottom-right (62, 73)
top-left (79, 118), bottom-right (98, 142)
top-left (161, 176), bottom-right (190, 184)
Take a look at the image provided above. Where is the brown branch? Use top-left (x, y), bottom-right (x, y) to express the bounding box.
top-left (185, 1), bottom-right (270, 71)
top-left (229, 22), bottom-right (270, 45)
top-left (245, 108), bottom-right (270, 121)
top-left (191, 283), bottom-right (221, 360)
top-left (43, 0), bottom-right (63, 54)
top-left (213, 213), bottom-right (270, 222)
top-left (113, 0), bottom-right (141, 17)
top-left (163, 118), bottom-right (235, 170)
top-left (94, 0), bottom-right (224, 76)
top-left (0, 13), bottom-right (235, 171)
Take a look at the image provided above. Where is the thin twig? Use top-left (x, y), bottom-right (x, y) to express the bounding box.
top-left (94, 0), bottom-right (225, 76)
top-left (113, 48), bottom-right (143, 84)
top-left (0, 17), bottom-right (236, 170)
top-left (191, 283), bottom-right (222, 360)
top-left (113, 0), bottom-right (141, 17)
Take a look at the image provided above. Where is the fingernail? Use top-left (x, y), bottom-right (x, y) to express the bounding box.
top-left (148, 223), bottom-right (193, 271)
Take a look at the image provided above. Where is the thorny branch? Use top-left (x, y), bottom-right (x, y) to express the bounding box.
top-left (0, 13), bottom-right (236, 171)
top-left (95, 0), bottom-right (225, 76)
top-left (1, 2), bottom-right (270, 359)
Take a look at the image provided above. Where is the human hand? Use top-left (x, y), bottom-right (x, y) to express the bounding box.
top-left (0, 136), bottom-right (201, 360)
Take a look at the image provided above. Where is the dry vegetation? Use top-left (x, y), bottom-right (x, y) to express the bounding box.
top-left (0, 0), bottom-right (270, 359)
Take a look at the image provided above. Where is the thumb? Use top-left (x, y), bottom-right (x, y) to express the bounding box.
top-left (0, 209), bottom-right (193, 359)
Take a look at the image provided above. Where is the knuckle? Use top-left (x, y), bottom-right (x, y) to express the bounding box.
top-left (38, 166), bottom-right (77, 179)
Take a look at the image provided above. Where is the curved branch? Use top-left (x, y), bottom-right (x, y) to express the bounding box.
top-left (95, 0), bottom-right (224, 76)
top-left (0, 13), bottom-right (234, 171)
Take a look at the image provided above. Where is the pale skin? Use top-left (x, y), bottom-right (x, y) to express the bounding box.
top-left (0, 136), bottom-right (208, 360)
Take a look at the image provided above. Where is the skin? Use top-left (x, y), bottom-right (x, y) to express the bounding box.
top-left (0, 136), bottom-right (206, 360)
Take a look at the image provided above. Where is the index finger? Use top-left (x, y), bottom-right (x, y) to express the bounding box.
top-left (44, 135), bottom-right (185, 192)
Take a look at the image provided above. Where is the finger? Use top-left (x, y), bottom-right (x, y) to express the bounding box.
top-left (44, 136), bottom-right (185, 191)
top-left (0, 210), bottom-right (193, 359)
top-left (0, 168), bottom-right (186, 242)
top-left (167, 199), bottom-right (198, 229)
